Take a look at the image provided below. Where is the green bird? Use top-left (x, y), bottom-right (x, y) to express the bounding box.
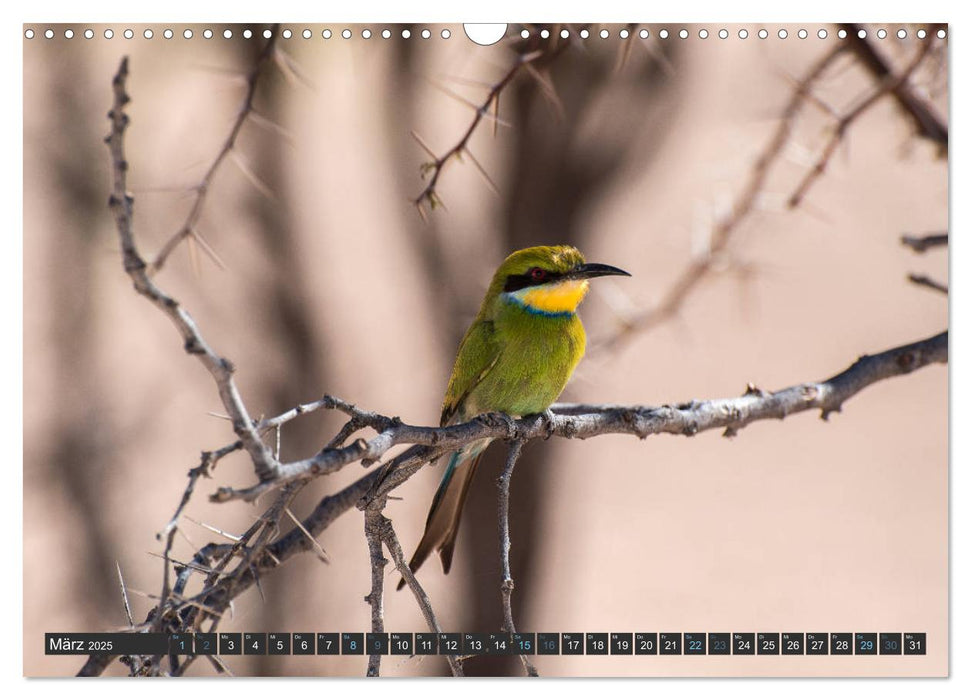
top-left (398, 245), bottom-right (630, 590)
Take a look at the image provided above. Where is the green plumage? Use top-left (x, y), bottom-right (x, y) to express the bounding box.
top-left (398, 245), bottom-right (629, 590)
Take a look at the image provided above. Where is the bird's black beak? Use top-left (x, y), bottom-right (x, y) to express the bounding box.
top-left (570, 262), bottom-right (632, 280)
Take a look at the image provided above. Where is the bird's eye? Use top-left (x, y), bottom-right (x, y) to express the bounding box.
top-left (529, 267), bottom-right (546, 281)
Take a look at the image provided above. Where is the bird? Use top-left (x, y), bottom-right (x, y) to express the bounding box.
top-left (398, 245), bottom-right (630, 590)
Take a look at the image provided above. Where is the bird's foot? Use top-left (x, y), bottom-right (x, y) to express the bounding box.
top-left (540, 408), bottom-right (556, 440)
top-left (479, 411), bottom-right (518, 437)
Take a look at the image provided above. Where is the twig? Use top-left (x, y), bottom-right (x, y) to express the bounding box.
top-left (788, 38), bottom-right (938, 208)
top-left (901, 232), bottom-right (948, 253)
top-left (908, 274), bottom-right (948, 294)
top-left (413, 48), bottom-right (550, 211)
top-left (380, 516), bottom-right (465, 676)
top-left (497, 440), bottom-right (538, 677)
top-left (600, 44), bottom-right (846, 350)
top-left (151, 26), bottom-right (280, 273)
top-left (840, 23), bottom-right (948, 148)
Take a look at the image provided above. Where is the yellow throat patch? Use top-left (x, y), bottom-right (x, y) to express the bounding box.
top-left (516, 279), bottom-right (590, 314)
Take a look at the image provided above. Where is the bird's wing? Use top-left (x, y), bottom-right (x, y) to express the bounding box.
top-left (440, 319), bottom-right (502, 427)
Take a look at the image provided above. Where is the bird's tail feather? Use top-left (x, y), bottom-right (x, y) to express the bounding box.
top-left (396, 450), bottom-right (484, 591)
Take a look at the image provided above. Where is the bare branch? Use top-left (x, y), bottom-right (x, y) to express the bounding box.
top-left (788, 37), bottom-right (939, 208)
top-left (212, 329), bottom-right (946, 504)
top-left (107, 57), bottom-right (277, 486)
top-left (908, 274), bottom-right (948, 294)
top-left (151, 26), bottom-right (280, 272)
top-left (413, 42), bottom-right (568, 211)
top-left (600, 44), bottom-right (846, 350)
top-left (902, 232), bottom-right (948, 253)
top-left (380, 519), bottom-right (464, 676)
top-left (840, 23), bottom-right (948, 148)
top-left (497, 440), bottom-right (538, 677)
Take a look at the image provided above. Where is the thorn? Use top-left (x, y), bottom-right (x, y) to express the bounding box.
top-left (410, 130), bottom-right (438, 160)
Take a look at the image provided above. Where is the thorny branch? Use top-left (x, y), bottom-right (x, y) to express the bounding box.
top-left (599, 43), bottom-right (846, 350)
top-left (92, 45), bottom-right (948, 677)
top-left (787, 34), bottom-right (941, 208)
top-left (412, 35), bottom-right (569, 215)
top-left (601, 28), bottom-right (946, 350)
top-left (840, 23), bottom-right (948, 148)
top-left (151, 25), bottom-right (280, 273)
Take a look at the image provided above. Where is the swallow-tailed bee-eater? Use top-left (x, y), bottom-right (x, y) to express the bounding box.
top-left (398, 245), bottom-right (630, 589)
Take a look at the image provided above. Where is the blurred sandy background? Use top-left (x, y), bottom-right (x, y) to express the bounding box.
top-left (23, 23), bottom-right (948, 677)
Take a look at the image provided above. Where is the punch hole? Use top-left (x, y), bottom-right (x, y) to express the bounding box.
top-left (620, 28), bottom-right (630, 39)
top-left (718, 29), bottom-right (728, 39)
top-left (24, 28), bottom-right (34, 39)
top-left (936, 29), bottom-right (946, 39)
top-left (876, 28), bottom-right (887, 39)
top-left (302, 29), bottom-right (312, 39)
top-left (797, 29), bottom-right (808, 39)
top-left (540, 29), bottom-right (550, 39)
top-left (778, 28), bottom-right (788, 39)
top-left (897, 29), bottom-right (907, 39)
top-left (581, 29), bottom-right (591, 39)
top-left (322, 29), bottom-right (332, 39)
top-left (698, 29), bottom-right (709, 39)
top-left (758, 29), bottom-right (768, 39)
top-left (679, 29), bottom-right (688, 39)
top-left (124, 29), bottom-right (133, 39)
top-left (837, 28), bottom-right (847, 38)
top-left (44, 29), bottom-right (53, 39)
top-left (857, 28), bottom-right (867, 38)
top-left (143, 29), bottom-right (153, 39)
top-left (638, 29), bottom-right (648, 39)
top-left (242, 29), bottom-right (252, 39)
top-left (441, 29), bottom-right (451, 39)
top-left (916, 29), bottom-right (926, 39)
top-left (362, 29), bottom-right (372, 39)
top-left (224, 29), bottom-right (233, 39)
top-left (65, 29), bottom-right (75, 39)
top-left (738, 29), bottom-right (748, 39)
top-left (560, 29), bottom-right (569, 39)
top-left (183, 29), bottom-right (193, 39)
top-left (382, 29), bottom-right (391, 39)
top-left (421, 29), bottom-right (431, 39)
top-left (600, 29), bottom-right (609, 39)
top-left (818, 29), bottom-right (827, 39)
top-left (401, 29), bottom-right (411, 38)
top-left (203, 29), bottom-right (213, 39)
top-left (85, 29), bottom-right (94, 39)
top-left (343, 29), bottom-right (353, 39)
top-left (463, 24), bottom-right (507, 46)
top-left (263, 29), bottom-right (272, 39)
top-left (659, 29), bottom-right (668, 39)
top-left (520, 29), bottom-right (529, 39)
top-left (282, 28), bottom-right (292, 39)
top-left (105, 29), bottom-right (114, 39)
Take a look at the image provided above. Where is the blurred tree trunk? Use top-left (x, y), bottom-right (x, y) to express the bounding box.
top-left (36, 52), bottom-right (124, 625)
